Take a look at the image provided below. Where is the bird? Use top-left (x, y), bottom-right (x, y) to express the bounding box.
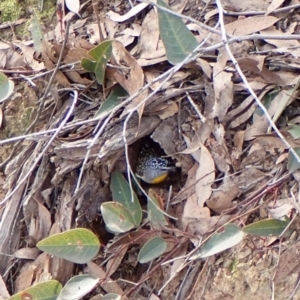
top-left (135, 143), bottom-right (176, 184)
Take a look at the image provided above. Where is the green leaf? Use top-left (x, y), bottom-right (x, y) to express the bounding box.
top-left (242, 219), bottom-right (290, 237)
top-left (288, 125), bottom-right (300, 140)
top-left (81, 58), bottom-right (96, 73)
top-left (254, 88), bottom-right (279, 117)
top-left (110, 170), bottom-right (142, 226)
top-left (157, 0), bottom-right (198, 65)
top-left (138, 236), bottom-right (167, 263)
top-left (89, 40), bottom-right (112, 60)
top-left (190, 224), bottom-right (244, 260)
top-left (89, 40), bottom-right (113, 85)
top-left (95, 84), bottom-right (128, 118)
top-left (0, 72), bottom-right (14, 103)
top-left (57, 275), bottom-right (99, 300)
top-left (37, 228), bottom-right (100, 264)
top-left (101, 202), bottom-right (136, 233)
top-left (8, 280), bottom-right (62, 300)
top-left (147, 190), bottom-right (168, 226)
top-left (288, 147), bottom-right (300, 172)
top-left (30, 10), bottom-right (44, 52)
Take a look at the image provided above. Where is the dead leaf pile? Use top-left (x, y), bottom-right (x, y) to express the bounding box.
top-left (1, 0), bottom-right (300, 299)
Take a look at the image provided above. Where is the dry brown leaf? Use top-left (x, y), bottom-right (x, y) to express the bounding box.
top-left (86, 23), bottom-right (107, 44)
top-left (265, 0), bottom-right (285, 15)
top-left (261, 25), bottom-right (300, 58)
top-left (222, 87), bottom-right (271, 129)
top-left (44, 59), bottom-right (70, 86)
top-left (231, 131), bottom-right (245, 171)
top-left (163, 71), bottom-right (192, 90)
top-left (171, 163), bottom-right (198, 204)
top-left (106, 246), bottom-right (128, 277)
top-left (226, 16), bottom-right (278, 35)
top-left (206, 185), bottom-right (239, 214)
top-left (184, 215), bottom-right (232, 236)
top-left (267, 199), bottom-right (294, 219)
top-left (65, 71), bottom-right (93, 85)
top-left (116, 24), bottom-right (141, 47)
top-left (137, 56), bottom-right (167, 67)
top-left (137, 9), bottom-right (160, 59)
top-left (149, 294), bottom-right (161, 300)
top-left (35, 200), bottom-right (51, 241)
top-left (13, 248), bottom-right (40, 260)
top-left (0, 50), bottom-right (6, 68)
top-left (106, 40), bottom-right (146, 119)
top-left (151, 114), bottom-right (195, 173)
top-left (196, 58), bottom-right (212, 79)
top-left (195, 144), bottom-right (215, 207)
top-left (203, 15), bottom-right (279, 46)
top-left (15, 264), bottom-right (35, 292)
top-left (212, 49), bottom-right (233, 121)
top-left (166, 242), bottom-right (189, 298)
top-left (5, 47), bottom-right (25, 69)
top-left (73, 38), bottom-right (95, 51)
top-left (0, 41), bottom-right (10, 50)
top-left (63, 48), bottom-right (87, 64)
top-left (238, 57), bottom-right (285, 85)
top-left (276, 152), bottom-right (288, 164)
top-left (183, 193), bottom-right (211, 219)
top-left (235, 80), bottom-right (269, 92)
top-left (88, 261), bottom-right (129, 299)
top-left (181, 133), bottom-right (201, 161)
top-left (244, 89), bottom-right (289, 140)
top-left (12, 41), bottom-right (45, 71)
top-left (221, 0), bottom-right (271, 11)
top-left (144, 70), bottom-right (162, 91)
top-left (241, 148), bottom-right (270, 169)
top-left (208, 137), bottom-right (231, 173)
top-left (0, 275), bottom-right (9, 298)
top-left (157, 101), bottom-right (178, 119)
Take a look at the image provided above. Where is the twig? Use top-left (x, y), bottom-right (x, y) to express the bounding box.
top-left (215, 0), bottom-right (300, 166)
top-left (74, 109), bottom-right (115, 194)
top-left (0, 20), bottom-right (71, 171)
top-left (0, 18), bottom-right (26, 29)
top-left (224, 3), bottom-right (300, 16)
top-left (140, 0), bottom-right (225, 36)
top-left (121, 20), bottom-right (219, 206)
top-left (185, 92), bottom-right (206, 123)
top-left (92, 0), bottom-right (104, 42)
top-left (0, 89), bottom-right (78, 206)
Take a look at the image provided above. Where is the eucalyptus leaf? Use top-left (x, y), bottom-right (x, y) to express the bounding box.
top-left (37, 228), bottom-right (100, 264)
top-left (190, 224), bottom-right (244, 260)
top-left (243, 218), bottom-right (290, 237)
top-left (157, 0), bottom-right (198, 64)
top-left (8, 280), bottom-right (62, 300)
top-left (138, 236), bottom-right (167, 263)
top-left (101, 202), bottom-right (136, 233)
top-left (110, 170), bottom-right (142, 226)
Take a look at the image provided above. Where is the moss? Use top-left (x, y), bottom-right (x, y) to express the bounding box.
top-left (0, 0), bottom-right (56, 40)
top-left (0, 0), bottom-right (22, 22)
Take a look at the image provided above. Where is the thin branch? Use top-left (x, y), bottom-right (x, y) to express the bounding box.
top-left (215, 0), bottom-right (300, 165)
top-left (0, 20), bottom-right (71, 170)
top-left (0, 90), bottom-right (78, 206)
top-left (224, 3), bottom-right (300, 16)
